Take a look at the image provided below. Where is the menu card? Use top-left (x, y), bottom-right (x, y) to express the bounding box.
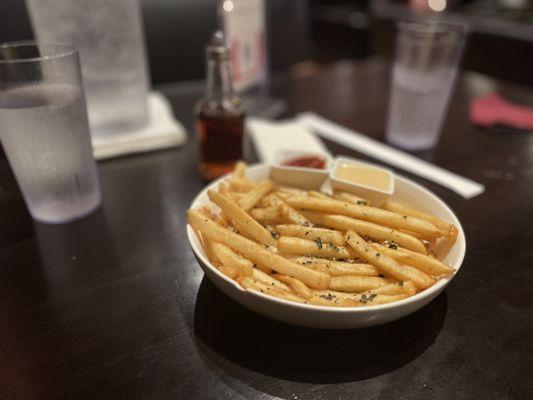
top-left (221, 0), bottom-right (266, 92)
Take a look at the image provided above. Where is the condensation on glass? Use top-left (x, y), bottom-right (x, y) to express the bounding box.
top-left (0, 42), bottom-right (101, 223)
top-left (26, 0), bottom-right (150, 137)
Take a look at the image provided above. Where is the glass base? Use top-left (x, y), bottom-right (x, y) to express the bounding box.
top-left (30, 194), bottom-right (102, 225)
top-left (386, 133), bottom-right (440, 151)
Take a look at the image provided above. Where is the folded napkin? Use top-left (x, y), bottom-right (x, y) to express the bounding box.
top-left (470, 93), bottom-right (533, 131)
top-left (92, 92), bottom-right (187, 160)
top-left (248, 118), bottom-right (331, 163)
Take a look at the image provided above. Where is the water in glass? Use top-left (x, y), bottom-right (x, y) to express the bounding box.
top-left (387, 65), bottom-right (457, 150)
top-left (0, 83), bottom-right (101, 223)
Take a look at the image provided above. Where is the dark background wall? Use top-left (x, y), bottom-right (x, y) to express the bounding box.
top-left (0, 0), bottom-right (312, 84)
top-left (1, 0), bottom-right (532, 86)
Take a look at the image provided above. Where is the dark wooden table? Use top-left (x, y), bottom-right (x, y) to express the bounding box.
top-left (1, 59), bottom-right (532, 399)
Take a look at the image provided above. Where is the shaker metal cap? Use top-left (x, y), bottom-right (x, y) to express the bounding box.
top-left (206, 30), bottom-right (229, 60)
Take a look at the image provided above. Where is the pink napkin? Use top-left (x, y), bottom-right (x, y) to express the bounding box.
top-left (470, 93), bottom-right (533, 130)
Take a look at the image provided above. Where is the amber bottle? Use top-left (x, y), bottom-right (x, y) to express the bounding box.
top-left (195, 31), bottom-right (245, 180)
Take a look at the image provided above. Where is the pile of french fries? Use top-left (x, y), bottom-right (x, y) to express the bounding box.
top-left (188, 162), bottom-right (458, 308)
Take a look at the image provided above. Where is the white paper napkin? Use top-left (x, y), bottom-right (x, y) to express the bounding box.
top-left (248, 118), bottom-right (331, 163)
top-left (92, 92), bottom-right (187, 160)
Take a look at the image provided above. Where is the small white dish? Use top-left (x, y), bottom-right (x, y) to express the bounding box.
top-left (330, 157), bottom-right (395, 206)
top-left (270, 149), bottom-right (331, 190)
top-left (187, 164), bottom-right (466, 329)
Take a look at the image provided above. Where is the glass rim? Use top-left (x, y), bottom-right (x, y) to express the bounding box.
top-left (0, 41), bottom-right (77, 64)
top-left (396, 21), bottom-right (467, 48)
top-left (398, 20), bottom-right (468, 36)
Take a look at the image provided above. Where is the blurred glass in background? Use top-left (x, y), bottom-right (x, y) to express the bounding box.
top-left (25, 0), bottom-right (150, 137)
top-left (386, 21), bottom-right (466, 150)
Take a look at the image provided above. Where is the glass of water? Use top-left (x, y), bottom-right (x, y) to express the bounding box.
top-left (386, 21), bottom-right (467, 150)
top-left (0, 42), bottom-right (101, 223)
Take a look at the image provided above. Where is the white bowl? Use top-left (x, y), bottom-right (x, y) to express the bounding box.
top-left (330, 157), bottom-right (395, 207)
top-left (187, 164), bottom-right (466, 329)
top-left (270, 149), bottom-right (331, 190)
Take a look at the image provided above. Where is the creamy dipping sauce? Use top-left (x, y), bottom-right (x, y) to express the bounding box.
top-left (334, 162), bottom-right (391, 191)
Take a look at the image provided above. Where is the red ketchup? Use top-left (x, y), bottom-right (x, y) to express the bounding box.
top-left (282, 156), bottom-right (327, 169)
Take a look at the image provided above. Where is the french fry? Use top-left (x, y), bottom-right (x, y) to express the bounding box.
top-left (313, 290), bottom-right (408, 306)
top-left (361, 283), bottom-right (404, 296)
top-left (300, 211), bottom-right (427, 254)
top-left (262, 194), bottom-right (310, 225)
top-left (313, 289), bottom-right (361, 301)
top-left (362, 281), bottom-right (416, 296)
top-left (188, 210), bottom-right (330, 289)
top-left (227, 162), bottom-right (255, 191)
top-left (293, 256), bottom-right (379, 276)
top-left (260, 194), bottom-right (277, 208)
top-left (276, 186), bottom-right (308, 197)
top-left (285, 196), bottom-right (441, 238)
top-left (196, 232), bottom-right (220, 266)
top-left (218, 265), bottom-right (238, 279)
top-left (232, 160), bottom-right (247, 179)
top-left (252, 268), bottom-right (290, 291)
top-left (219, 183), bottom-right (245, 203)
top-left (238, 180), bottom-right (274, 211)
top-left (228, 178), bottom-right (256, 192)
top-left (192, 224), bottom-right (223, 270)
top-left (273, 191), bottom-right (291, 200)
top-left (402, 280), bottom-right (417, 296)
top-left (276, 224), bottom-right (345, 246)
top-left (210, 242), bottom-right (253, 277)
top-left (329, 275), bottom-right (392, 292)
top-left (265, 224), bottom-right (279, 239)
top-left (384, 200), bottom-right (458, 240)
top-left (332, 190), bottom-right (370, 206)
top-left (275, 274), bottom-right (313, 299)
top-left (208, 189), bottom-right (277, 247)
top-left (224, 222), bottom-right (253, 242)
top-left (231, 191), bottom-right (245, 200)
top-left (358, 294), bottom-right (407, 305)
top-left (213, 214), bottom-right (229, 227)
top-left (307, 295), bottom-right (359, 307)
top-left (249, 207), bottom-right (285, 224)
top-left (344, 230), bottom-right (435, 289)
top-left (200, 206), bottom-right (228, 227)
top-left (238, 277), bottom-right (306, 303)
top-left (218, 182), bottom-right (234, 198)
top-left (255, 263), bottom-right (273, 275)
top-left (371, 243), bottom-right (455, 277)
top-left (399, 229), bottom-right (435, 242)
top-left (279, 203), bottom-right (310, 225)
top-left (309, 191), bottom-right (331, 200)
top-left (199, 206), bottom-right (215, 219)
top-left (278, 236), bottom-right (355, 259)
